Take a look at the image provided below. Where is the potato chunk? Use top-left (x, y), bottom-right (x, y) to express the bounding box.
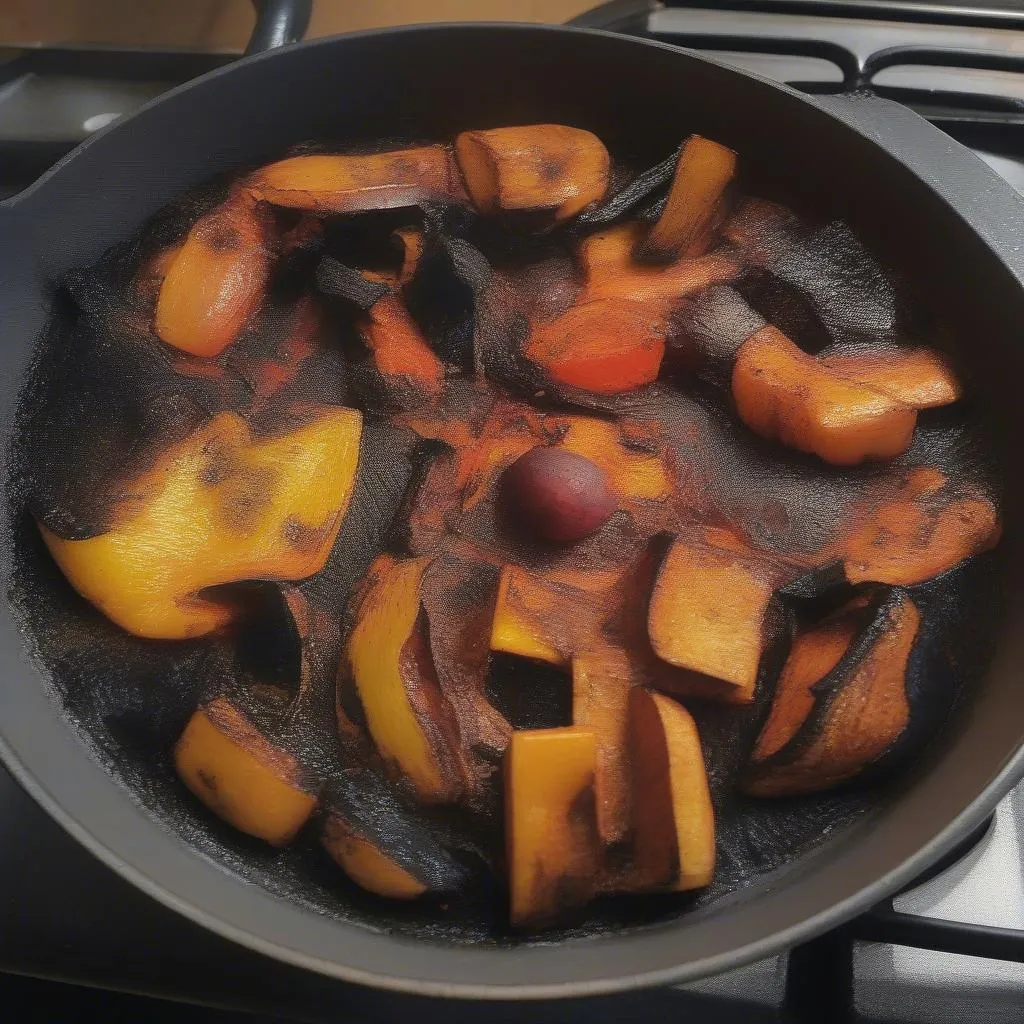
top-left (628, 689), bottom-right (715, 891)
top-left (505, 727), bottom-right (601, 927)
top-left (648, 530), bottom-right (779, 703)
top-left (41, 407), bottom-right (362, 639)
top-left (455, 124), bottom-right (610, 221)
top-left (175, 696), bottom-right (317, 846)
top-left (248, 146), bottom-right (464, 213)
top-left (733, 327), bottom-right (917, 465)
top-left (154, 193), bottom-right (272, 358)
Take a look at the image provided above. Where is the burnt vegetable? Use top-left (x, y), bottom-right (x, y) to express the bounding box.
top-left (33, 121), bottom-right (1002, 934)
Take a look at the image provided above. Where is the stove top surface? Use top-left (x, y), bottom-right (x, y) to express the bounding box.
top-left (2, 4), bottom-right (1024, 1022)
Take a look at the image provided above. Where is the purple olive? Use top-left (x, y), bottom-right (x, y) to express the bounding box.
top-left (500, 447), bottom-right (616, 544)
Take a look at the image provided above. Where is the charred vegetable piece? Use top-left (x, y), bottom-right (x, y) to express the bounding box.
top-left (577, 222), bottom-right (739, 310)
top-left (41, 407), bottom-right (362, 639)
top-left (525, 298), bottom-right (667, 395)
top-left (637, 135), bottom-right (737, 262)
top-left (744, 590), bottom-right (920, 797)
top-left (346, 554), bottom-right (463, 804)
top-left (820, 347), bottom-right (961, 409)
top-left (317, 257), bottom-right (445, 406)
top-left (500, 446), bottom-right (616, 543)
top-left (455, 124), bottom-right (610, 221)
top-left (154, 193), bottom-right (272, 358)
top-left (322, 813), bottom-right (427, 899)
top-left (576, 149), bottom-right (680, 227)
top-left (393, 226), bottom-right (425, 285)
top-left (505, 726), bottom-right (602, 928)
top-left (673, 284), bottom-right (765, 378)
top-left (490, 565), bottom-right (568, 667)
top-left (360, 295), bottom-right (446, 405)
top-left (175, 695), bottom-right (317, 846)
top-left (572, 651), bottom-right (633, 845)
top-left (843, 468), bottom-right (1000, 586)
top-left (750, 597), bottom-right (867, 764)
top-left (627, 688), bottom-right (715, 891)
top-left (648, 529), bottom-right (780, 703)
top-left (728, 213), bottom-right (899, 348)
top-left (732, 327), bottom-right (918, 465)
top-left (248, 146), bottom-right (464, 213)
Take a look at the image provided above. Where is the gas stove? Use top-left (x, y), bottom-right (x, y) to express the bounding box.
top-left (2, 3), bottom-right (1024, 1022)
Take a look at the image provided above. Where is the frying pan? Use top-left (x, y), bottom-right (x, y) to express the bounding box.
top-left (2, 16), bottom-right (1024, 1001)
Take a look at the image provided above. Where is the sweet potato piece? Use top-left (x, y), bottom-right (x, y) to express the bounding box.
top-left (490, 565), bottom-right (568, 667)
top-left (821, 347), bottom-right (961, 409)
top-left (751, 600), bottom-right (865, 763)
top-left (361, 295), bottom-right (445, 403)
top-left (745, 591), bottom-right (920, 796)
top-left (455, 124), bottom-right (610, 221)
top-left (578, 223), bottom-right (739, 310)
top-left (322, 813), bottom-right (427, 899)
top-left (41, 407), bottom-right (362, 639)
top-left (525, 298), bottom-right (667, 394)
top-left (628, 689), bottom-right (715, 891)
top-left (505, 727), bottom-right (601, 927)
top-left (175, 696), bottom-right (317, 846)
top-left (843, 469), bottom-right (1000, 586)
top-left (733, 327), bottom-right (917, 465)
top-left (638, 135), bottom-right (737, 262)
top-left (347, 555), bottom-right (462, 804)
top-left (572, 651), bottom-right (633, 845)
top-left (154, 194), bottom-right (272, 358)
top-left (648, 530), bottom-right (779, 702)
top-left (248, 146), bottom-right (463, 213)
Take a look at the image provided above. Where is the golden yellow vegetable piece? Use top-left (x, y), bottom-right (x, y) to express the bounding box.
top-left (744, 592), bottom-right (921, 797)
top-left (490, 565), bottom-right (568, 667)
top-left (505, 727), bottom-right (601, 928)
top-left (648, 529), bottom-right (778, 703)
top-left (820, 347), bottom-right (962, 409)
top-left (322, 813), bottom-right (427, 899)
top-left (154, 193), bottom-right (273, 358)
top-left (247, 146), bottom-right (464, 213)
top-left (578, 222), bottom-right (739, 310)
top-left (347, 555), bottom-right (462, 804)
top-left (638, 135), bottom-right (737, 261)
top-left (41, 406), bottom-right (362, 639)
top-left (843, 468), bottom-right (1000, 586)
top-left (455, 124), bottom-right (610, 221)
top-left (733, 327), bottom-right (918, 465)
top-left (628, 688), bottom-right (715, 891)
top-left (572, 651), bottom-right (633, 845)
top-left (175, 696), bottom-right (317, 846)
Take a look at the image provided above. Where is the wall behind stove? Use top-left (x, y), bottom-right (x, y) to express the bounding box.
top-left (0, 0), bottom-right (595, 49)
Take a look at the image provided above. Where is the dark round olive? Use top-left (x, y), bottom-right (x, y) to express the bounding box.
top-left (500, 447), bottom-right (616, 544)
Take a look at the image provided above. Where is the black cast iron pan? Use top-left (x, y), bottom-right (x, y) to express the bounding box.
top-left (1, 18), bottom-right (1024, 999)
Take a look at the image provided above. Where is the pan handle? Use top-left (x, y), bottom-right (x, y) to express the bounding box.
top-left (246, 0), bottom-right (313, 55)
top-left (809, 91), bottom-right (1024, 283)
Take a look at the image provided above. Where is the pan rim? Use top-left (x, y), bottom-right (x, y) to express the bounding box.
top-left (2, 20), bottom-right (1024, 1000)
